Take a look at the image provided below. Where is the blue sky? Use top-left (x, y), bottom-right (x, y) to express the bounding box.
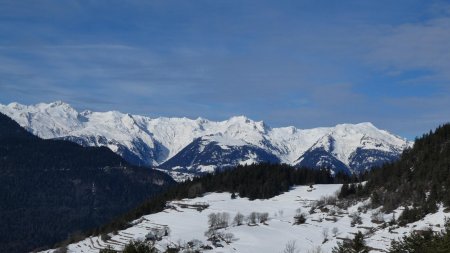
top-left (1, 0), bottom-right (449, 139)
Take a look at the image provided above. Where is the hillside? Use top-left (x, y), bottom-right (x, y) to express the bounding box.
top-left (0, 113), bottom-right (175, 253)
top-left (362, 123), bottom-right (450, 219)
top-left (40, 184), bottom-right (450, 253)
top-left (0, 101), bottom-right (411, 176)
top-left (39, 123), bottom-right (450, 253)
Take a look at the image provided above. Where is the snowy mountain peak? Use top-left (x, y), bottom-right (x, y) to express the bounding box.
top-left (81, 110), bottom-right (92, 116)
top-left (356, 121), bottom-right (375, 127)
top-left (195, 117), bottom-right (209, 124)
top-left (228, 115), bottom-right (250, 123)
top-left (223, 116), bottom-right (266, 131)
top-left (48, 100), bottom-right (70, 107)
top-left (7, 101), bottom-right (26, 110)
top-left (0, 101), bottom-right (412, 176)
top-left (35, 100), bottom-right (76, 112)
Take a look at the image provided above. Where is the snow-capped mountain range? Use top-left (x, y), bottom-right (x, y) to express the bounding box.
top-left (0, 101), bottom-right (412, 176)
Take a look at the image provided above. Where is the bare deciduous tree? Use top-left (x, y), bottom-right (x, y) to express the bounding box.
top-left (233, 212), bottom-right (245, 226)
top-left (322, 227), bottom-right (329, 241)
top-left (219, 212), bottom-right (230, 228)
top-left (350, 212), bottom-right (363, 227)
top-left (259, 212), bottom-right (269, 223)
top-left (208, 213), bottom-right (218, 228)
top-left (208, 212), bottom-right (230, 229)
top-left (282, 240), bottom-right (300, 253)
top-left (248, 212), bottom-right (258, 225)
top-left (307, 246), bottom-right (325, 253)
top-left (332, 227), bottom-right (339, 237)
top-left (371, 210), bottom-right (384, 223)
top-left (223, 233), bottom-right (235, 243)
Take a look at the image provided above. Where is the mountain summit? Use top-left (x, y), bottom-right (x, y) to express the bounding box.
top-left (0, 102), bottom-right (412, 176)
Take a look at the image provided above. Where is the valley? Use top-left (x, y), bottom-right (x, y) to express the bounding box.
top-left (41, 184), bottom-right (449, 253)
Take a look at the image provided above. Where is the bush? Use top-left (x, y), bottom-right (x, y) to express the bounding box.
top-left (99, 246), bottom-right (117, 253)
top-left (223, 233), bottom-right (235, 243)
top-left (371, 210), bottom-right (385, 224)
top-left (398, 206), bottom-right (424, 226)
top-left (101, 233), bottom-right (111, 242)
top-left (186, 239), bottom-right (203, 251)
top-left (294, 213), bottom-right (307, 225)
top-left (350, 212), bottom-right (363, 227)
top-left (122, 240), bottom-right (157, 253)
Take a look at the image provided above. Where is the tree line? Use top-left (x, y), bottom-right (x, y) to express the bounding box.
top-left (86, 163), bottom-right (355, 244)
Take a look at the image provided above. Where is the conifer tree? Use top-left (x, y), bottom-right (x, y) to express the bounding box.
top-left (332, 231), bottom-right (369, 253)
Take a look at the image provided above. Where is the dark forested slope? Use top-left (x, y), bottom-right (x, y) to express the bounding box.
top-left (355, 123), bottom-right (450, 221)
top-left (364, 123), bottom-right (450, 253)
top-left (0, 113), bottom-right (175, 253)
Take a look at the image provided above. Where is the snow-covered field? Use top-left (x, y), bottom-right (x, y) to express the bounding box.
top-left (41, 184), bottom-right (449, 253)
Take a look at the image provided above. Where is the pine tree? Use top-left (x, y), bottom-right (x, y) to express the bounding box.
top-left (339, 184), bottom-right (349, 198)
top-left (332, 231), bottom-right (369, 253)
top-left (352, 232), bottom-right (369, 253)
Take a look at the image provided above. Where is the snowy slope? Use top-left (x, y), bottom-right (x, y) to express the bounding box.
top-left (292, 123), bottom-right (409, 174)
top-left (0, 101), bottom-right (412, 175)
top-left (40, 184), bottom-right (449, 253)
top-left (158, 135), bottom-right (281, 174)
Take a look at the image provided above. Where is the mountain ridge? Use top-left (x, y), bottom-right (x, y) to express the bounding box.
top-left (0, 101), bottom-right (412, 175)
top-left (0, 112), bottom-right (175, 253)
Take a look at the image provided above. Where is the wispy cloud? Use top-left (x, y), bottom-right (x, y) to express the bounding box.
top-left (368, 10), bottom-right (450, 83)
top-left (0, 0), bottom-right (449, 138)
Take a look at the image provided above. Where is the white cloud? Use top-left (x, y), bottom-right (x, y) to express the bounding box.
top-left (368, 13), bottom-right (450, 82)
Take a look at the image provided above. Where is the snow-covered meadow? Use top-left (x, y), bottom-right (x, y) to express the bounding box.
top-left (41, 184), bottom-right (449, 253)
